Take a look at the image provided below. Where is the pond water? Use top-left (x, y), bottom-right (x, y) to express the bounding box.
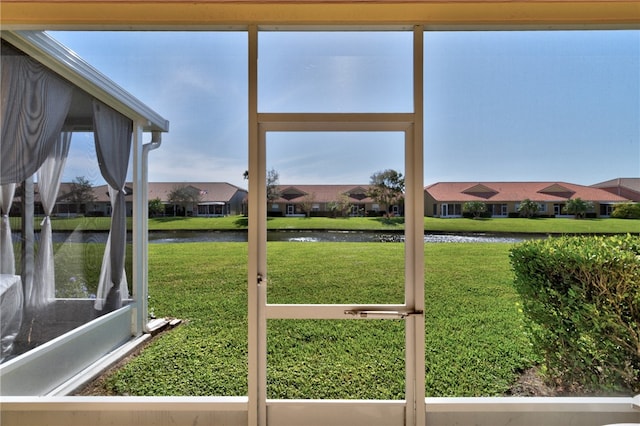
top-left (18, 230), bottom-right (530, 244)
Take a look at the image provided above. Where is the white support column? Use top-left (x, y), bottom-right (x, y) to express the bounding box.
top-left (409, 24), bottom-right (426, 426)
top-left (131, 121), bottom-right (146, 336)
top-left (247, 25), bottom-right (267, 426)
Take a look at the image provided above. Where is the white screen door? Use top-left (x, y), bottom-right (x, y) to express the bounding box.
top-left (247, 27), bottom-right (425, 426)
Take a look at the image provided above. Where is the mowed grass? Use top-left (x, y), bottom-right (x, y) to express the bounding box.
top-left (102, 242), bottom-right (535, 398)
top-left (424, 217), bottom-right (639, 234)
top-left (12, 215), bottom-right (638, 234)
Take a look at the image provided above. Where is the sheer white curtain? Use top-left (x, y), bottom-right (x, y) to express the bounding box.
top-left (92, 100), bottom-right (132, 311)
top-left (25, 133), bottom-right (72, 310)
top-left (0, 42), bottom-right (72, 283)
top-left (94, 186), bottom-right (130, 310)
top-left (0, 184), bottom-right (17, 275)
top-left (1, 43), bottom-right (73, 185)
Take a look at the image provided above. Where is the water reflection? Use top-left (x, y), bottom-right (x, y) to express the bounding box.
top-left (146, 230), bottom-right (526, 244)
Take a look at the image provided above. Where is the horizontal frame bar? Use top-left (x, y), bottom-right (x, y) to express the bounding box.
top-left (258, 113), bottom-right (414, 132)
top-left (266, 304), bottom-right (409, 319)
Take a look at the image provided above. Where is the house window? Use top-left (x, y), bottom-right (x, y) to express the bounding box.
top-left (600, 204), bottom-right (614, 216)
top-left (488, 203), bottom-right (508, 216)
top-left (441, 203), bottom-right (462, 217)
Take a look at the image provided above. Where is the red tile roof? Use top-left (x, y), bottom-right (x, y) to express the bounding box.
top-left (274, 184), bottom-right (374, 204)
top-left (89, 182), bottom-right (247, 203)
top-left (425, 181), bottom-right (629, 203)
top-left (591, 178), bottom-right (640, 202)
top-left (147, 182), bottom-right (247, 203)
top-left (592, 178), bottom-right (640, 192)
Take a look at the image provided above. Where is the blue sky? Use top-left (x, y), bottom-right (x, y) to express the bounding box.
top-left (50, 30), bottom-right (639, 188)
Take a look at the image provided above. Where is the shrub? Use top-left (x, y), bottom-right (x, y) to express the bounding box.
top-left (564, 197), bottom-right (594, 219)
top-left (510, 235), bottom-right (640, 394)
top-left (518, 199), bottom-right (539, 218)
top-left (612, 203), bottom-right (640, 219)
top-left (463, 201), bottom-right (487, 219)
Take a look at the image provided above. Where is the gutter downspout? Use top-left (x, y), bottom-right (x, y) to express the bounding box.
top-left (141, 131), bottom-right (161, 333)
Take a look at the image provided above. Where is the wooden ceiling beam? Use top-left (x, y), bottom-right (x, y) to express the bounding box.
top-left (1, 1), bottom-right (639, 30)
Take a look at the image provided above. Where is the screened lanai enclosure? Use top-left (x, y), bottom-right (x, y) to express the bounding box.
top-left (0, 31), bottom-right (169, 395)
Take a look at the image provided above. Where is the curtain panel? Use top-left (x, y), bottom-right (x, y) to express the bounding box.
top-left (0, 42), bottom-right (72, 305)
top-left (1, 43), bottom-right (73, 185)
top-left (26, 133), bottom-right (72, 311)
top-left (92, 100), bottom-right (132, 311)
top-left (0, 184), bottom-right (17, 275)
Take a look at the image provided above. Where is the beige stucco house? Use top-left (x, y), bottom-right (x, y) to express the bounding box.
top-left (145, 182), bottom-right (247, 216)
top-left (268, 184), bottom-right (394, 217)
top-left (20, 181), bottom-right (247, 217)
top-left (425, 181), bottom-right (630, 218)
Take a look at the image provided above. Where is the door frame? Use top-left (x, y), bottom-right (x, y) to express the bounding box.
top-left (247, 26), bottom-right (425, 426)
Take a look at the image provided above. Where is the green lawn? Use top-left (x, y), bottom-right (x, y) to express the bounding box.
top-left (13, 215), bottom-right (638, 234)
top-left (101, 242), bottom-right (536, 398)
top-left (15, 213), bottom-right (634, 396)
top-left (424, 217), bottom-right (639, 234)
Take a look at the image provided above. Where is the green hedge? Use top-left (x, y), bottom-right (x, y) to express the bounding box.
top-left (510, 235), bottom-right (640, 394)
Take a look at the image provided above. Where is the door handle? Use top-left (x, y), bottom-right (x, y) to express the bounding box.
top-left (343, 309), bottom-right (423, 319)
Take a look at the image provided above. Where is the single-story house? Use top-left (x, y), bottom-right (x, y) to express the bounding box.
top-left (11, 182), bottom-right (133, 218)
top-left (268, 184), bottom-right (401, 217)
top-left (591, 177), bottom-right (640, 202)
top-left (146, 182), bottom-right (247, 216)
top-left (12, 181), bottom-right (246, 218)
top-left (425, 181), bottom-right (630, 218)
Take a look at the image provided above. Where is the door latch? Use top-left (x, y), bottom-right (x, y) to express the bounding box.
top-left (344, 309), bottom-right (423, 319)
